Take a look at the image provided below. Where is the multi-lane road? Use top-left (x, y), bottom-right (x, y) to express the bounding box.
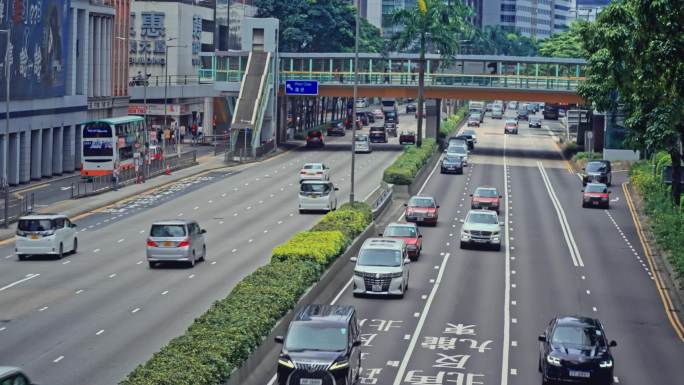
top-left (257, 111), bottom-right (683, 385)
top-left (0, 112), bottom-right (411, 385)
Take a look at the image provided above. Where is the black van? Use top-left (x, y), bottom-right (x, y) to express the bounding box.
top-left (275, 304), bottom-right (361, 385)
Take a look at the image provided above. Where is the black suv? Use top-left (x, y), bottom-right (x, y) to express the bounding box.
top-left (582, 160), bottom-right (612, 186)
top-left (539, 316), bottom-right (616, 385)
top-left (276, 304), bottom-right (361, 385)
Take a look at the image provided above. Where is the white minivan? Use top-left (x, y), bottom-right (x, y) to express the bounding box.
top-left (15, 214), bottom-right (78, 260)
top-left (299, 180), bottom-right (338, 213)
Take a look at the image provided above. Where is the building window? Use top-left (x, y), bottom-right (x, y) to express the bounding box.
top-left (501, 15), bottom-right (516, 23)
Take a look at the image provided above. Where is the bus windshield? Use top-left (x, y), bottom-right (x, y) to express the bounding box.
top-left (83, 123), bottom-right (114, 157)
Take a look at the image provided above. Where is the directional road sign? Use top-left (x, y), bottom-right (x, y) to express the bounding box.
top-left (285, 80), bottom-right (319, 96)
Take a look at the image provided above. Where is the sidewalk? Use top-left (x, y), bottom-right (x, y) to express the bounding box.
top-left (0, 154), bottom-right (228, 242)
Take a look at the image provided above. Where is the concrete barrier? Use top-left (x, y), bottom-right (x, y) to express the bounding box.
top-left (224, 223), bottom-right (377, 385)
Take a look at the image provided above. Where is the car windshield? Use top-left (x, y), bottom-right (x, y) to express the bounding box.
top-left (470, 114), bottom-right (480, 119)
top-left (18, 219), bottom-right (55, 231)
top-left (355, 135), bottom-right (368, 142)
top-left (462, 130), bottom-right (476, 136)
top-left (150, 224), bottom-right (187, 237)
top-left (475, 188), bottom-right (498, 197)
top-left (409, 197), bottom-right (436, 208)
top-left (285, 322), bottom-right (348, 352)
top-left (358, 248), bottom-right (402, 267)
top-left (303, 164), bottom-right (322, 170)
top-left (506, 120), bottom-right (517, 125)
top-left (552, 325), bottom-right (606, 348)
top-left (586, 162), bottom-right (606, 173)
top-left (467, 212), bottom-right (498, 225)
top-left (385, 226), bottom-right (417, 237)
top-left (448, 147), bottom-right (467, 155)
top-left (445, 156), bottom-right (462, 163)
top-left (301, 183), bottom-right (331, 193)
top-left (586, 184), bottom-right (607, 193)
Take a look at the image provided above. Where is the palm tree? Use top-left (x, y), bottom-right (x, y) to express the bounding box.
top-left (390, 0), bottom-right (473, 146)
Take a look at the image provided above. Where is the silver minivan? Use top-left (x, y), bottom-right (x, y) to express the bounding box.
top-left (146, 220), bottom-right (206, 268)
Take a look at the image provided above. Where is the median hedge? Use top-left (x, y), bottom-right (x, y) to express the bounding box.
top-left (121, 202), bottom-right (373, 385)
top-left (630, 156), bottom-right (684, 284)
top-left (439, 106), bottom-right (468, 138)
top-left (383, 138), bottom-right (438, 185)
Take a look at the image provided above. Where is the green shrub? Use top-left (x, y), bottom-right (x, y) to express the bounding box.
top-left (439, 106), bottom-right (468, 138)
top-left (121, 203), bottom-right (373, 385)
top-left (383, 138), bottom-right (437, 185)
top-left (121, 260), bottom-right (320, 385)
top-left (571, 151), bottom-right (602, 162)
top-left (630, 158), bottom-right (684, 283)
top-left (271, 231), bottom-right (347, 265)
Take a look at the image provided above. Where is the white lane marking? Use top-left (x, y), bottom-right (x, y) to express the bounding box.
top-left (136, 261), bottom-right (143, 265)
top-left (329, 277), bottom-right (354, 306)
top-left (232, 249), bottom-right (237, 253)
top-left (96, 329), bottom-right (105, 336)
top-left (392, 253), bottom-right (451, 385)
top-left (537, 161), bottom-right (584, 267)
top-left (248, 239), bottom-right (253, 243)
top-left (501, 132), bottom-right (512, 385)
top-left (75, 289), bottom-right (84, 294)
top-left (586, 290), bottom-right (591, 295)
top-left (53, 355), bottom-right (64, 363)
top-left (413, 312), bottom-right (420, 317)
top-left (93, 248), bottom-right (100, 253)
top-left (62, 260), bottom-right (70, 265)
top-left (38, 306), bottom-right (48, 312)
top-left (4, 255), bottom-right (11, 259)
top-left (0, 327), bottom-right (5, 332)
top-left (161, 290), bottom-right (169, 295)
top-left (592, 307), bottom-right (598, 312)
top-left (131, 307), bottom-right (140, 313)
top-left (188, 274), bottom-right (195, 279)
top-left (404, 334), bottom-right (411, 340)
top-left (108, 273), bottom-right (117, 278)
top-left (194, 206), bottom-right (199, 210)
top-left (118, 238), bottom-right (125, 243)
top-left (211, 261), bottom-right (217, 265)
top-left (0, 273), bottom-right (40, 292)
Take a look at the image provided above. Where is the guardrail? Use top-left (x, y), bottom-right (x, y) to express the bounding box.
top-left (71, 151), bottom-right (198, 199)
top-left (128, 75), bottom-right (211, 87)
top-left (366, 182), bottom-right (394, 219)
top-left (0, 190), bottom-right (35, 227)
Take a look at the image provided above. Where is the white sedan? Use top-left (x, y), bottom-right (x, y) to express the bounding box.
top-left (299, 163), bottom-right (331, 181)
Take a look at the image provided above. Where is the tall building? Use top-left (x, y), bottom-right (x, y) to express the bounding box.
top-left (483, 0), bottom-right (573, 39)
top-left (381, 0), bottom-right (416, 37)
top-left (354, 0), bottom-right (383, 29)
top-left (575, 0), bottom-right (611, 21)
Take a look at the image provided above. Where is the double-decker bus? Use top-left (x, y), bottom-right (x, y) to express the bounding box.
top-left (81, 116), bottom-right (147, 177)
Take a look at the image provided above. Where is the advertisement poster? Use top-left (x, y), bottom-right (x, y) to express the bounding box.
top-left (0, 0), bottom-right (71, 100)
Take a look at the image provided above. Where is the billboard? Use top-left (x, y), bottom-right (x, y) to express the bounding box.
top-left (0, 0), bottom-right (71, 100)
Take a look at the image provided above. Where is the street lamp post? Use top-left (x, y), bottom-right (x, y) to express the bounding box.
top-left (162, 38), bottom-right (186, 158)
top-left (1, 28), bottom-right (10, 228)
top-left (350, 2), bottom-right (359, 203)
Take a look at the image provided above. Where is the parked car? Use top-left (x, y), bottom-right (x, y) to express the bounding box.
top-left (275, 304), bottom-right (361, 385)
top-left (470, 186), bottom-right (502, 214)
top-left (146, 220), bottom-right (207, 268)
top-left (326, 121), bottom-right (346, 136)
top-left (299, 180), bottom-right (338, 213)
top-left (305, 130), bottom-right (325, 147)
top-left (582, 160), bottom-right (612, 186)
top-left (382, 222), bottom-right (422, 260)
top-left (404, 196), bottom-right (439, 226)
top-left (351, 238), bottom-right (410, 297)
top-left (459, 210), bottom-right (502, 250)
top-left (504, 119), bottom-right (519, 135)
top-left (399, 131), bottom-right (416, 145)
top-left (299, 163), bottom-right (330, 181)
top-left (369, 126), bottom-right (388, 143)
top-left (539, 316), bottom-right (616, 385)
top-left (354, 134), bottom-right (372, 153)
top-left (15, 214), bottom-right (78, 260)
top-left (528, 116), bottom-right (542, 128)
top-left (582, 183), bottom-right (611, 209)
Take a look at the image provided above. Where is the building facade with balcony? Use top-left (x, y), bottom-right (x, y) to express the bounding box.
top-left (483, 0), bottom-right (573, 39)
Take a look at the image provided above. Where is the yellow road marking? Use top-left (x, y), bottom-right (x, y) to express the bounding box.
top-left (13, 182), bottom-right (52, 194)
top-left (623, 182), bottom-right (684, 341)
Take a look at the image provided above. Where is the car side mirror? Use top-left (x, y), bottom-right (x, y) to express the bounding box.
top-left (436, 205), bottom-right (440, 208)
top-left (350, 256), bottom-right (358, 262)
top-left (443, 149), bottom-right (447, 153)
top-left (404, 203), bottom-right (408, 207)
top-left (499, 195), bottom-right (503, 198)
top-left (581, 189), bottom-right (584, 192)
top-left (334, 187), bottom-right (339, 191)
top-left (469, 194), bottom-right (473, 197)
top-left (353, 340), bottom-right (362, 347)
top-left (71, 223), bottom-right (78, 228)
top-left (404, 258), bottom-right (411, 264)
top-left (418, 234), bottom-right (423, 238)
top-left (609, 340), bottom-right (617, 347)
top-left (582, 167), bottom-right (586, 171)
top-left (538, 334), bottom-right (547, 342)
top-left (275, 336), bottom-right (284, 344)
top-left (200, 229), bottom-right (207, 234)
top-left (378, 233), bottom-right (384, 237)
top-left (608, 190), bottom-right (612, 194)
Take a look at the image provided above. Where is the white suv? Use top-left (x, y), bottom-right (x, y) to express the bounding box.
top-left (299, 180), bottom-right (338, 213)
top-left (460, 210), bottom-right (503, 251)
top-left (15, 214), bottom-right (78, 260)
top-left (351, 238), bottom-right (410, 298)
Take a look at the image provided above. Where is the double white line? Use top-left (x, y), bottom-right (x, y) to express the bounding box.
top-left (537, 161), bottom-right (584, 267)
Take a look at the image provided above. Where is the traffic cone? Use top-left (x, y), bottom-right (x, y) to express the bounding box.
top-left (165, 162), bottom-right (171, 175)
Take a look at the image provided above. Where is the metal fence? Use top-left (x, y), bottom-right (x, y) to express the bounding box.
top-left (71, 151), bottom-right (198, 199)
top-left (0, 185), bottom-right (35, 228)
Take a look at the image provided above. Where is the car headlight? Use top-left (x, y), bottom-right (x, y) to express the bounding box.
top-left (492, 231), bottom-right (500, 236)
top-left (354, 271), bottom-right (364, 277)
top-left (546, 355), bottom-right (562, 366)
top-left (462, 230), bottom-right (471, 235)
top-left (599, 359), bottom-right (613, 368)
top-left (406, 244), bottom-right (417, 250)
top-left (278, 358), bottom-right (295, 368)
top-left (329, 360), bottom-right (349, 371)
top-left (390, 272), bottom-right (404, 278)
top-left (426, 212), bottom-right (434, 218)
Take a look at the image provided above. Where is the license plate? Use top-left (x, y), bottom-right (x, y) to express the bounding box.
top-left (300, 380), bottom-right (322, 385)
top-left (30, 234), bottom-right (40, 240)
top-left (372, 284), bottom-right (383, 292)
top-left (569, 370), bottom-right (590, 378)
top-left (473, 239), bottom-right (488, 243)
top-left (592, 201), bottom-right (599, 205)
top-left (162, 241), bottom-right (174, 247)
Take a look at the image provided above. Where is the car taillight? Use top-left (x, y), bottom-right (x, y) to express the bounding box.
top-left (316, 171), bottom-right (323, 175)
top-left (300, 171), bottom-right (306, 174)
top-left (147, 240), bottom-right (157, 247)
top-left (177, 240), bottom-right (190, 248)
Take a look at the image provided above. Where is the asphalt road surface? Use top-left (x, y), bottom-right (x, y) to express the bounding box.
top-left (0, 111), bottom-right (415, 385)
top-left (258, 110), bottom-right (684, 385)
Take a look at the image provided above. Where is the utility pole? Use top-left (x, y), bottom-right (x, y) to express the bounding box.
top-left (350, 2), bottom-right (359, 203)
top-left (2, 28), bottom-right (10, 228)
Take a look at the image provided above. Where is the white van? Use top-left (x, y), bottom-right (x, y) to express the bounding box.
top-left (299, 180), bottom-right (339, 213)
top-left (15, 214), bottom-right (78, 260)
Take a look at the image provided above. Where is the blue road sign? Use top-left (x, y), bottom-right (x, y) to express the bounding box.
top-left (285, 80), bottom-right (319, 96)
